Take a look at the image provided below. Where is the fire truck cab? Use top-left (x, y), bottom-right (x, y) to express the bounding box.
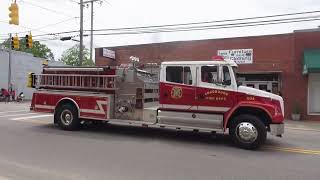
top-left (29, 57), bottom-right (284, 149)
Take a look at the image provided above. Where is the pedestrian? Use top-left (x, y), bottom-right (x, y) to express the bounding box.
top-left (2, 89), bottom-right (10, 103)
top-left (11, 90), bottom-right (16, 101)
top-left (0, 88), bottom-right (4, 101)
top-left (9, 83), bottom-right (13, 92)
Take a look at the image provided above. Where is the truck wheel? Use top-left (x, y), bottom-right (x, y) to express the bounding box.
top-left (229, 114), bottom-right (267, 150)
top-left (55, 104), bottom-right (80, 131)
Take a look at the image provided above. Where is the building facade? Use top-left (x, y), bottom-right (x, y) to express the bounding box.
top-left (0, 49), bottom-right (65, 100)
top-left (95, 29), bottom-right (320, 120)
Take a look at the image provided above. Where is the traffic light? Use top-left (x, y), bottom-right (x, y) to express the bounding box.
top-left (11, 35), bottom-right (20, 49)
top-left (9, 2), bottom-right (19, 25)
top-left (27, 72), bottom-right (35, 88)
top-left (26, 33), bottom-right (33, 48)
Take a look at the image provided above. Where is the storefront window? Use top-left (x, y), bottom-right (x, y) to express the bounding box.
top-left (237, 72), bottom-right (281, 94)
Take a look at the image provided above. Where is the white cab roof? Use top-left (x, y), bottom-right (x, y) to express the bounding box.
top-left (162, 60), bottom-right (237, 67)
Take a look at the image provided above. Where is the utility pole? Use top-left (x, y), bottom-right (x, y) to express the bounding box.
top-left (78, 0), bottom-right (103, 65)
top-left (79, 0), bottom-right (84, 66)
top-left (90, 1), bottom-right (94, 62)
top-left (8, 33), bottom-right (12, 90)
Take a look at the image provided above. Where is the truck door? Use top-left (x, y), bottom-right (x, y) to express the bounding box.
top-left (196, 65), bottom-right (235, 113)
top-left (159, 65), bottom-right (196, 111)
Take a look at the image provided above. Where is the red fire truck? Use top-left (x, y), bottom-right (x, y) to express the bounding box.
top-left (29, 57), bottom-right (284, 149)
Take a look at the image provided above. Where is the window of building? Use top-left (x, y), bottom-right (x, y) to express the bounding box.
top-left (237, 72), bottom-right (281, 94)
top-left (166, 66), bottom-right (192, 85)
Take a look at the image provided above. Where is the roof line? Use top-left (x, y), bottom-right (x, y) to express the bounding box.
top-left (97, 32), bottom-right (293, 49)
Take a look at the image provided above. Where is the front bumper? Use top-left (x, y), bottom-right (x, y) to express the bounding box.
top-left (270, 123), bottom-right (284, 137)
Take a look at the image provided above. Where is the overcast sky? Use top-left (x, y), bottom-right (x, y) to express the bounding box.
top-left (1, 0), bottom-right (320, 60)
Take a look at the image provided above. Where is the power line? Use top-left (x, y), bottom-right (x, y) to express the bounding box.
top-left (91, 10), bottom-right (320, 32)
top-left (31, 12), bottom-right (320, 38)
top-left (3, 10), bottom-right (319, 43)
top-left (69, 0), bottom-right (80, 4)
top-left (29, 11), bottom-right (320, 36)
top-left (85, 15), bottom-right (320, 33)
top-left (70, 0), bottom-right (111, 6)
top-left (0, 17), bottom-right (79, 37)
top-left (29, 17), bottom-right (320, 42)
top-left (0, 20), bottom-right (32, 30)
top-left (21, 0), bottom-right (78, 18)
top-left (145, 15), bottom-right (320, 32)
top-left (0, 20), bottom-right (37, 35)
top-left (13, 17), bottom-right (80, 35)
top-left (87, 18), bottom-right (320, 36)
top-left (18, 18), bottom-right (320, 41)
top-left (33, 30), bottom-right (80, 38)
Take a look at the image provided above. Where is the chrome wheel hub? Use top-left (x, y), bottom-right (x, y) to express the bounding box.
top-left (61, 110), bottom-right (73, 126)
top-left (236, 122), bottom-right (258, 143)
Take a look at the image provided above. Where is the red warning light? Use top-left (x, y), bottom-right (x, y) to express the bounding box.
top-left (212, 55), bottom-right (224, 61)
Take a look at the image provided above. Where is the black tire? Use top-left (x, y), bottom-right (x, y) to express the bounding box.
top-left (229, 114), bottom-right (267, 150)
top-left (55, 104), bottom-right (80, 131)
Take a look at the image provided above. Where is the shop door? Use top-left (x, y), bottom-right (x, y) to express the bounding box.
top-left (308, 73), bottom-right (320, 113)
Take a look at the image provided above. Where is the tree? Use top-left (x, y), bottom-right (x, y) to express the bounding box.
top-left (1, 38), bottom-right (54, 61)
top-left (60, 44), bottom-right (94, 66)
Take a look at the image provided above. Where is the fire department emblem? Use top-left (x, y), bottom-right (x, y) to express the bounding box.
top-left (171, 86), bottom-right (183, 99)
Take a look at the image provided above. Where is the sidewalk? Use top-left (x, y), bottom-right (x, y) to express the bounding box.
top-left (285, 119), bottom-right (320, 132)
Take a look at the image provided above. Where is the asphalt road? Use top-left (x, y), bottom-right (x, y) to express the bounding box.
top-left (0, 102), bottom-right (319, 180)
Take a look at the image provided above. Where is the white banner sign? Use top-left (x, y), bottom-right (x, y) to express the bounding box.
top-left (217, 49), bottom-right (253, 64)
top-left (102, 48), bottom-right (116, 59)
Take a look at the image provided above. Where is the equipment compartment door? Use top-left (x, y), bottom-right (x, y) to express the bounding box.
top-left (78, 96), bottom-right (111, 120)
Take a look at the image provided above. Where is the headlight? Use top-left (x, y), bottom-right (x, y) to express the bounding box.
top-left (272, 99), bottom-right (283, 116)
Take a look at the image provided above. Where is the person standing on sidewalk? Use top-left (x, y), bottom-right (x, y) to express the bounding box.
top-left (1, 89), bottom-right (10, 103)
top-left (11, 90), bottom-right (16, 101)
top-left (8, 83), bottom-right (16, 102)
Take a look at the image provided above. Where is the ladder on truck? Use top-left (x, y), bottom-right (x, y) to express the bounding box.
top-left (33, 74), bottom-right (118, 90)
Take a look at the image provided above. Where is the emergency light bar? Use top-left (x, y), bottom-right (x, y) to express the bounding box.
top-left (212, 55), bottom-right (224, 61)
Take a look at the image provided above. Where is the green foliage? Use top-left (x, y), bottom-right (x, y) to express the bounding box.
top-left (292, 102), bottom-right (301, 114)
top-left (60, 44), bottom-right (94, 66)
top-left (1, 38), bottom-right (54, 61)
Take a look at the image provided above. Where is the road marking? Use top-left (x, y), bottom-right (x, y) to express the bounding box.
top-left (0, 113), bottom-right (39, 118)
top-left (264, 146), bottom-right (320, 155)
top-left (0, 176), bottom-right (11, 180)
top-left (0, 157), bottom-right (84, 180)
top-left (286, 126), bottom-right (320, 132)
top-left (11, 114), bottom-right (53, 121)
top-left (0, 110), bottom-right (28, 114)
top-left (0, 176), bottom-right (10, 180)
top-left (13, 119), bottom-right (51, 125)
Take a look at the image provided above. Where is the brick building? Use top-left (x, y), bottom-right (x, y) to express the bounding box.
top-left (95, 29), bottom-right (320, 120)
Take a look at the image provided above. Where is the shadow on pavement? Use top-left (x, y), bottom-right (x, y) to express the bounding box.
top-left (32, 123), bottom-right (234, 148)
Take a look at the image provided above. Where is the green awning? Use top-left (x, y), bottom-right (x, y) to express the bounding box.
top-left (303, 49), bottom-right (320, 74)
